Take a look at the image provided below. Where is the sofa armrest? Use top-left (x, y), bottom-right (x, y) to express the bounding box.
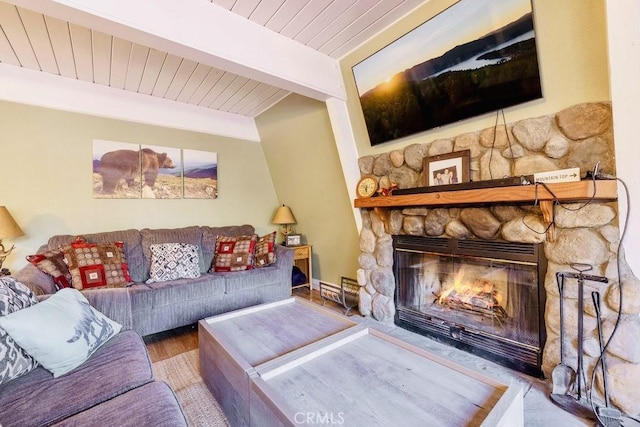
top-left (13, 263), bottom-right (58, 296)
top-left (273, 245), bottom-right (294, 286)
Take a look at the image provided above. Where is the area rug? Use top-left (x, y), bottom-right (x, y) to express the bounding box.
top-left (152, 349), bottom-right (230, 427)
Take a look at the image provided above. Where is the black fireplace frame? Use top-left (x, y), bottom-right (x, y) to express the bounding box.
top-left (393, 235), bottom-right (547, 377)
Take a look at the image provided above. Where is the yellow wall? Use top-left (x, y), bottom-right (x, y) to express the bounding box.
top-left (1, 101), bottom-right (279, 271)
top-left (257, 95), bottom-right (360, 285)
top-left (341, 0), bottom-right (611, 156)
top-left (1, 0), bottom-right (613, 285)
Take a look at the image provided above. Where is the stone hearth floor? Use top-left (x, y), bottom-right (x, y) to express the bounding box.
top-left (352, 315), bottom-right (592, 426)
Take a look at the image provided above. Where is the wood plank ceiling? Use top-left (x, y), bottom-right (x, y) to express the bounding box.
top-left (0, 0), bottom-right (424, 119)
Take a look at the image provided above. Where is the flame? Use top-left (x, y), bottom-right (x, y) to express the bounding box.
top-left (437, 267), bottom-right (502, 307)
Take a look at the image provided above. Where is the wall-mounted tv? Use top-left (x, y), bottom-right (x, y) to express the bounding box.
top-left (352, 0), bottom-right (542, 146)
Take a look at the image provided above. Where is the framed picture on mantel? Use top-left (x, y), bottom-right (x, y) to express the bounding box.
top-left (423, 150), bottom-right (471, 187)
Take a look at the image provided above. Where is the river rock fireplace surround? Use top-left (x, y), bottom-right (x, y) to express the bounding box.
top-left (354, 103), bottom-right (640, 417)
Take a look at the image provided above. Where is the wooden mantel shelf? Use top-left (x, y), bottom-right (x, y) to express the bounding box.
top-left (354, 180), bottom-right (618, 241)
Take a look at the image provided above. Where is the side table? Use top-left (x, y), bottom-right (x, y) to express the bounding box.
top-left (291, 244), bottom-right (312, 293)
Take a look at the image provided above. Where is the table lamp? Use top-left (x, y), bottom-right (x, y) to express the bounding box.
top-left (0, 206), bottom-right (25, 272)
top-left (271, 205), bottom-right (296, 244)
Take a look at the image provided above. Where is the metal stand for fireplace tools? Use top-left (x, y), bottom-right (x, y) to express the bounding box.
top-left (550, 263), bottom-right (608, 421)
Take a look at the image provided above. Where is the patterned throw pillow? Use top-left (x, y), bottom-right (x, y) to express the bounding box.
top-left (254, 232), bottom-right (277, 268)
top-left (63, 239), bottom-right (132, 290)
top-left (0, 288), bottom-right (121, 378)
top-left (212, 235), bottom-right (258, 272)
top-left (26, 247), bottom-right (73, 290)
top-left (0, 277), bottom-right (39, 385)
top-left (146, 243), bottom-right (201, 284)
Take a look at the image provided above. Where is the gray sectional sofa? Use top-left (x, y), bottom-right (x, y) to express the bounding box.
top-left (2, 224), bottom-right (294, 426)
top-left (0, 329), bottom-right (187, 426)
top-left (15, 224), bottom-right (294, 336)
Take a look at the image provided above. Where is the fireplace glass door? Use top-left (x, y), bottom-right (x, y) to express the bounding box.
top-left (393, 236), bottom-right (546, 376)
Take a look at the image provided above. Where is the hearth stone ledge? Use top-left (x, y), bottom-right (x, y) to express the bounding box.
top-left (355, 102), bottom-right (640, 417)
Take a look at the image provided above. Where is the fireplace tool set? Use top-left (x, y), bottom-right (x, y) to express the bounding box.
top-left (550, 263), bottom-right (625, 426)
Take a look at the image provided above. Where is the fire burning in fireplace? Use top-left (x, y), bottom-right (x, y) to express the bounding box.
top-left (393, 236), bottom-right (547, 376)
top-left (434, 268), bottom-right (509, 321)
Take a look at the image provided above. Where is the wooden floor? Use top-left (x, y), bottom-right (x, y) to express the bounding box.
top-left (143, 287), bottom-right (361, 363)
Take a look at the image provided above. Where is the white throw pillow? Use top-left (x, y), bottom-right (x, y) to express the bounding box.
top-left (0, 288), bottom-right (121, 378)
top-left (146, 243), bottom-right (201, 284)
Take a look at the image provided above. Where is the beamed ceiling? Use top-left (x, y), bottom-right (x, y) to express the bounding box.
top-left (0, 0), bottom-right (425, 139)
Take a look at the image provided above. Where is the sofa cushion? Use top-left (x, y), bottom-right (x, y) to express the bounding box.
top-left (141, 226), bottom-right (204, 276)
top-left (212, 234), bottom-right (258, 272)
top-left (254, 231), bottom-right (277, 268)
top-left (0, 277), bottom-right (39, 385)
top-left (0, 288), bottom-right (122, 377)
top-left (201, 224), bottom-right (255, 271)
top-left (48, 229), bottom-right (145, 283)
top-left (142, 274), bottom-right (225, 308)
top-left (63, 239), bottom-right (132, 289)
top-left (26, 248), bottom-right (73, 290)
top-left (146, 243), bottom-right (201, 284)
top-left (0, 330), bottom-right (154, 427)
top-left (130, 275), bottom-right (229, 336)
top-left (53, 381), bottom-right (187, 426)
top-left (222, 266), bottom-right (284, 294)
top-left (14, 260), bottom-right (58, 295)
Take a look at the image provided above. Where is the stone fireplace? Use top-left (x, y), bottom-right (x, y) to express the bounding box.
top-left (355, 102), bottom-right (640, 417)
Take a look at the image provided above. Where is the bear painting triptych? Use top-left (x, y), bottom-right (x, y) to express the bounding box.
top-left (92, 140), bottom-right (218, 199)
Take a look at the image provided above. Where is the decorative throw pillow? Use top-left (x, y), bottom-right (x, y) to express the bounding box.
top-left (63, 239), bottom-right (132, 290)
top-left (0, 288), bottom-right (122, 378)
top-left (211, 235), bottom-right (258, 272)
top-left (0, 277), bottom-right (39, 385)
top-left (26, 247), bottom-right (73, 290)
top-left (254, 232), bottom-right (277, 268)
top-left (146, 243), bottom-right (201, 284)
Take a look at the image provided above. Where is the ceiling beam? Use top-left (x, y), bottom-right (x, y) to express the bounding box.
top-left (0, 63), bottom-right (260, 141)
top-left (7, 0), bottom-right (347, 102)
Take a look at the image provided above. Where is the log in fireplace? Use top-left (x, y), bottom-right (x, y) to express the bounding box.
top-left (393, 235), bottom-right (547, 377)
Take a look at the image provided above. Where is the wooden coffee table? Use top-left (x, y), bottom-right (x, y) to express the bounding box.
top-left (199, 297), bottom-right (523, 427)
top-left (199, 298), bottom-right (357, 427)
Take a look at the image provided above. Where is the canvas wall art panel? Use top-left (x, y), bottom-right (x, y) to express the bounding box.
top-left (93, 140), bottom-right (141, 199)
top-left (140, 145), bottom-right (182, 199)
top-left (183, 149), bottom-right (218, 199)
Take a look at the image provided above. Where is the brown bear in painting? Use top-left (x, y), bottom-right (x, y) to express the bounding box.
top-left (99, 148), bottom-right (176, 194)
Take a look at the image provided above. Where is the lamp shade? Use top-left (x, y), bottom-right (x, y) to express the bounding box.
top-left (271, 205), bottom-right (296, 225)
top-left (0, 207), bottom-right (24, 238)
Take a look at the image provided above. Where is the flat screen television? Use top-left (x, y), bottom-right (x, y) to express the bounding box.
top-left (352, 0), bottom-right (542, 146)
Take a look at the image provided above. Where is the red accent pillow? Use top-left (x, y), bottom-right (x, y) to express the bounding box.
top-left (62, 240), bottom-right (132, 289)
top-left (211, 235), bottom-right (257, 272)
top-left (26, 248), bottom-right (73, 290)
top-left (253, 232), bottom-right (277, 268)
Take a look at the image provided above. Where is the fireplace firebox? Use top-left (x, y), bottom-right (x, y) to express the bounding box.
top-left (393, 235), bottom-right (547, 377)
